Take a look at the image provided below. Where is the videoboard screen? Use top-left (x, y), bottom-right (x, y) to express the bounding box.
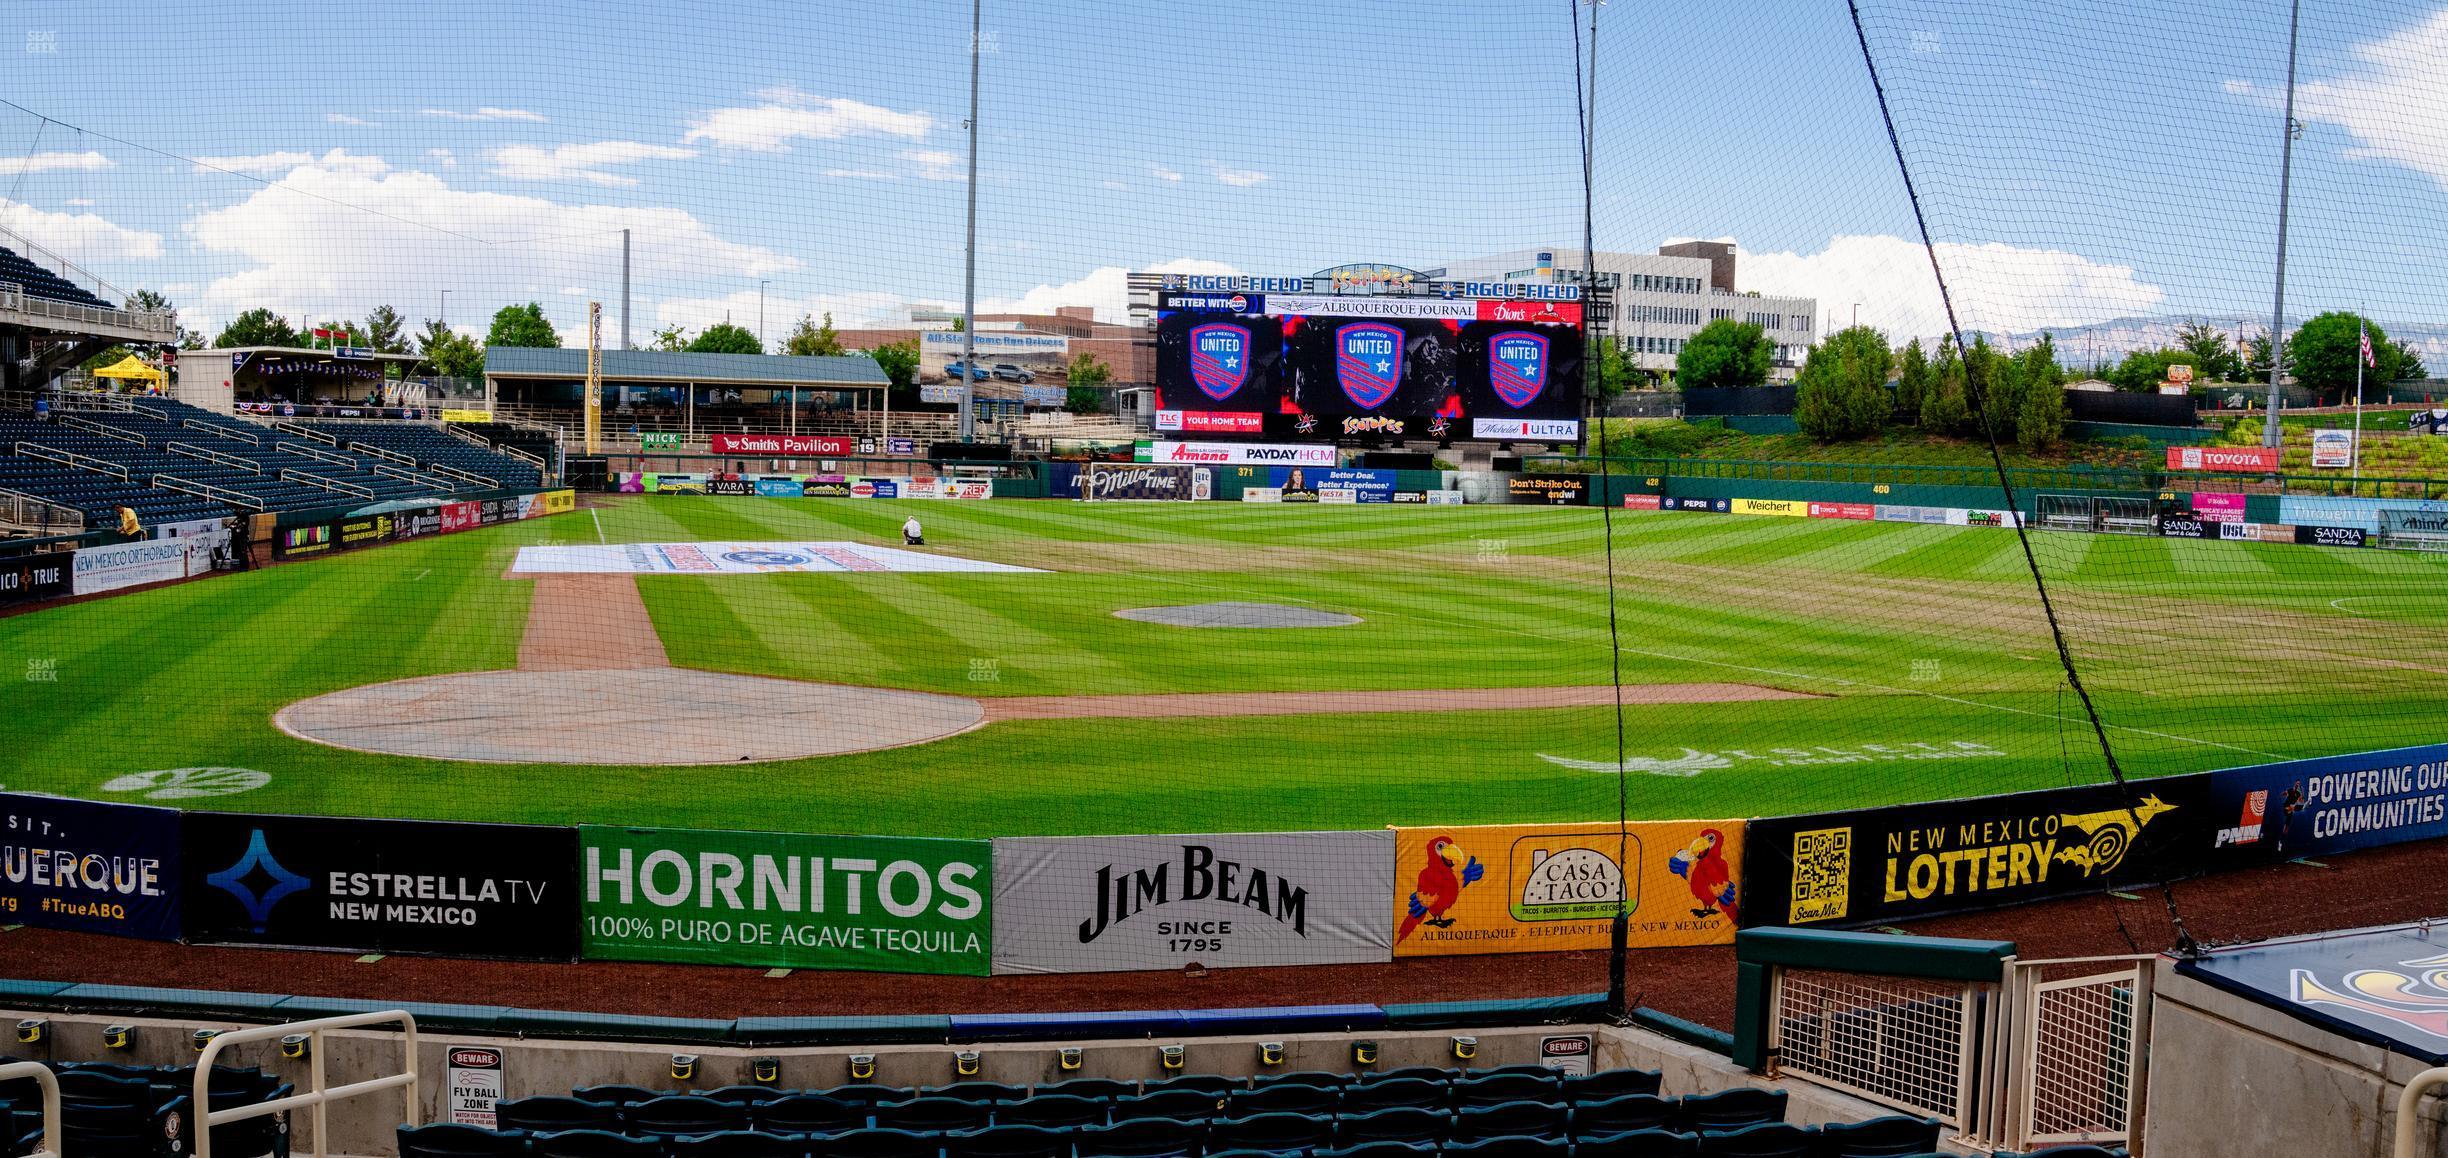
top-left (1155, 291), bottom-right (1584, 441)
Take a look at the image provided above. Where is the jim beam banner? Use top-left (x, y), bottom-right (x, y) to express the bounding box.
top-left (991, 831), bottom-right (1394, 974)
top-left (1742, 774), bottom-right (2216, 927)
top-left (1389, 821), bottom-right (1743, 957)
top-left (579, 826), bottom-right (990, 975)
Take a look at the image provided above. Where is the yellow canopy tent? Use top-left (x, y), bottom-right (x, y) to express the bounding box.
top-left (90, 355), bottom-right (167, 386)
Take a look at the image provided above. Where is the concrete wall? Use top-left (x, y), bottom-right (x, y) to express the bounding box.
top-left (2143, 962), bottom-right (2448, 1157)
top-left (0, 1007), bottom-right (1937, 1157)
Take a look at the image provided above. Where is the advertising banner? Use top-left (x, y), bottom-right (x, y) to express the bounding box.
top-left (2190, 492), bottom-right (2247, 522)
top-left (1808, 502), bottom-right (1876, 520)
top-left (1504, 475), bottom-right (1589, 506)
top-left (1269, 467), bottom-right (1397, 503)
top-left (710, 434), bottom-right (855, 457)
top-left (754, 479), bottom-right (803, 497)
top-left (0, 550), bottom-right (74, 606)
top-left (2220, 521), bottom-right (2256, 541)
top-left (440, 500), bottom-right (481, 530)
top-left (0, 792), bottom-right (181, 940)
top-left (544, 489), bottom-right (575, 515)
top-left (1666, 496), bottom-right (1730, 513)
top-left (919, 331), bottom-right (1071, 385)
top-left (1388, 821), bottom-right (1743, 958)
top-left (579, 827), bottom-right (991, 975)
top-left (1148, 441), bottom-right (1338, 468)
top-left (919, 385), bottom-right (964, 404)
top-left (2280, 496), bottom-right (2448, 534)
top-left (395, 507), bottom-right (443, 540)
top-left (1742, 775), bottom-right (2216, 928)
top-left (72, 538), bottom-right (208, 594)
top-left (337, 513), bottom-right (394, 551)
top-left (1080, 464), bottom-right (1201, 501)
top-left (1471, 418), bottom-right (1582, 441)
top-left (1155, 411), bottom-right (1265, 435)
top-left (1875, 504), bottom-right (1950, 524)
top-left (706, 478), bottom-right (755, 496)
top-left (182, 812), bottom-right (580, 958)
top-left (440, 409), bottom-right (494, 424)
top-left (1952, 508), bottom-right (2025, 529)
top-left (2311, 429), bottom-right (2356, 469)
top-left (1732, 498), bottom-right (1808, 518)
top-left (2160, 516), bottom-right (2214, 539)
top-left (2168, 446), bottom-right (2281, 472)
top-left (2296, 524), bottom-right (2369, 548)
top-left (991, 831), bottom-right (1395, 974)
top-left (2203, 743), bottom-right (2448, 861)
top-left (1623, 494), bottom-right (1662, 511)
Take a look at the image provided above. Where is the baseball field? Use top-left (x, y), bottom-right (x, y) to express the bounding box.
top-left (5, 494), bottom-right (2442, 837)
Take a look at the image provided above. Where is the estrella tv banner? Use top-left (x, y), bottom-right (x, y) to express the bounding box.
top-left (1388, 821), bottom-right (1744, 957)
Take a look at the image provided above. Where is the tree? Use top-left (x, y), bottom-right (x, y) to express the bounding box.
top-left (2388, 338), bottom-right (2426, 381)
top-left (2107, 347), bottom-right (2198, 393)
top-left (125, 289), bottom-right (203, 349)
top-left (1967, 334), bottom-right (2020, 445)
top-left (1064, 352), bottom-right (1113, 413)
top-left (649, 323), bottom-right (690, 352)
top-left (485, 301), bottom-right (560, 349)
top-left (415, 319), bottom-right (485, 379)
top-left (214, 308), bottom-right (299, 349)
top-left (1792, 325), bottom-right (1892, 442)
top-left (867, 339), bottom-right (919, 399)
top-left (363, 305), bottom-right (409, 354)
top-left (2175, 320), bottom-right (2245, 382)
top-left (688, 322), bottom-right (763, 354)
top-left (1589, 337), bottom-right (1637, 398)
top-left (2289, 311), bottom-right (2402, 404)
top-left (783, 312), bottom-right (845, 356)
top-left (1893, 337), bottom-right (1930, 424)
top-left (1675, 319), bottom-right (1774, 391)
top-left (2013, 335), bottom-right (2068, 451)
top-left (1920, 335), bottom-right (1971, 433)
top-left (2242, 331), bottom-right (2277, 380)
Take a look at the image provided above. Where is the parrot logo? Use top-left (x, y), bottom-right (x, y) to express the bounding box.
top-left (1666, 828), bottom-right (1739, 925)
top-left (1396, 835), bottom-right (1485, 944)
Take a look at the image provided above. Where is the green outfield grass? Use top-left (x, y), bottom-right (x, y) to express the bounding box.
top-left (2, 494), bottom-right (2441, 836)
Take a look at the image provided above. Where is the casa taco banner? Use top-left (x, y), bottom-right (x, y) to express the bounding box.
top-left (1389, 820), bottom-right (1745, 957)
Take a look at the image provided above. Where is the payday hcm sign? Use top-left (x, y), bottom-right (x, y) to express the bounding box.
top-left (580, 826), bottom-right (991, 975)
top-left (1389, 821), bottom-right (1744, 957)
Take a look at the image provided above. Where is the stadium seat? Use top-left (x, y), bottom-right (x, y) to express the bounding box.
top-left (1676, 1089), bottom-right (1788, 1132)
top-left (501, 1096), bottom-right (622, 1134)
top-left (1452, 1100), bottom-right (1569, 1143)
top-left (1818, 1115), bottom-right (1943, 1156)
top-left (626, 1096), bottom-right (750, 1138)
top-left (1573, 1093), bottom-right (1677, 1137)
top-left (1228, 1081), bottom-right (1340, 1116)
top-left (1109, 1090), bottom-right (1224, 1122)
top-left (1357, 1067), bottom-right (1457, 1085)
top-left (1142, 1074), bottom-right (1243, 1097)
top-left (1441, 1136), bottom-right (1571, 1158)
top-left (530, 1129), bottom-right (662, 1158)
top-left (872, 1096), bottom-right (991, 1133)
top-left (1076, 1117), bottom-right (1202, 1158)
top-left (1253, 1070), bottom-right (1350, 1089)
top-left (1451, 1073), bottom-right (1564, 1109)
top-left (818, 1128), bottom-right (943, 1158)
top-left (669, 1130), bottom-right (805, 1158)
top-left (1474, 1065), bottom-right (1561, 1080)
top-left (1208, 1110), bottom-right (1331, 1155)
top-left (1560, 1069), bottom-right (1665, 1103)
top-left (700, 1086), bottom-right (791, 1105)
top-left (1334, 1106), bottom-right (1446, 1147)
top-left (1340, 1077), bottom-right (1447, 1113)
top-left (2001, 1149), bottom-right (2128, 1158)
top-left (1572, 1127), bottom-right (1699, 1157)
top-left (396, 1123), bottom-right (529, 1158)
top-left (1317, 1144), bottom-right (1434, 1158)
top-left (1036, 1078), bottom-right (1137, 1101)
top-left (1694, 1122), bottom-right (1815, 1158)
top-left (946, 1123), bottom-right (1072, 1158)
top-left (993, 1094), bottom-right (1107, 1129)
top-left (925, 1082), bottom-right (1030, 1105)
top-left (754, 1094), bottom-right (868, 1136)
top-left (822, 1084), bottom-right (918, 1107)
top-left (573, 1085), bottom-right (673, 1105)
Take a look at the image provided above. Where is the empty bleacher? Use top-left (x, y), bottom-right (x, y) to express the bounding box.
top-left (301, 420), bottom-right (546, 489)
top-left (0, 244), bottom-right (116, 310)
top-left (392, 1067), bottom-right (1985, 1158)
top-left (0, 1058), bottom-right (292, 1158)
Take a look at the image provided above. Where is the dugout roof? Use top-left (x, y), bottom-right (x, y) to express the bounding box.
top-left (483, 347), bottom-right (888, 389)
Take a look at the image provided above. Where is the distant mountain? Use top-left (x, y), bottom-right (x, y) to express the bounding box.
top-left (1986, 312), bottom-right (2448, 372)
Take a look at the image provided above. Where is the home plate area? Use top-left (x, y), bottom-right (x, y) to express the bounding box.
top-left (510, 542), bottom-right (1044, 575)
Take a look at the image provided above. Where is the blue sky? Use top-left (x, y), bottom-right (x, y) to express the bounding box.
top-left (1, 0), bottom-right (2442, 345)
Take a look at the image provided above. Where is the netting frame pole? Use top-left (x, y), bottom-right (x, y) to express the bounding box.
top-left (2261, 0), bottom-right (2302, 449)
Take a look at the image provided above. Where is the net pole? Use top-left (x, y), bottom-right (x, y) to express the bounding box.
top-left (957, 0), bottom-right (982, 443)
top-left (2261, 0), bottom-right (2302, 450)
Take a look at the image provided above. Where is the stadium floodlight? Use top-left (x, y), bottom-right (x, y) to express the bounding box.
top-left (2261, 0), bottom-right (2302, 450)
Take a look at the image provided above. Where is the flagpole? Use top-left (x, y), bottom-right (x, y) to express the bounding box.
top-left (2354, 314), bottom-right (2366, 487)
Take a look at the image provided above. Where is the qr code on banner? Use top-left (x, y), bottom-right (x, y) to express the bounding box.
top-left (1788, 828), bottom-right (1853, 925)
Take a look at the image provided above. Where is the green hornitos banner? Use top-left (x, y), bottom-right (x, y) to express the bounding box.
top-left (579, 826), bottom-right (991, 975)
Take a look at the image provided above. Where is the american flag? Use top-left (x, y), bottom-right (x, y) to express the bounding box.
top-left (2360, 322), bottom-right (2376, 369)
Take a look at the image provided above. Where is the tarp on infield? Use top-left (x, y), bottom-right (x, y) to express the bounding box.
top-left (991, 831), bottom-right (1394, 974)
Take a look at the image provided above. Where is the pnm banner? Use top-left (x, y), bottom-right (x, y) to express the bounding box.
top-left (579, 826), bottom-right (991, 975)
top-left (991, 831), bottom-right (1394, 974)
top-left (182, 812), bottom-right (579, 959)
top-left (0, 792), bottom-right (182, 940)
top-left (1389, 821), bottom-right (1743, 958)
top-left (1743, 775), bottom-right (2216, 928)
top-left (2202, 743), bottom-right (2448, 861)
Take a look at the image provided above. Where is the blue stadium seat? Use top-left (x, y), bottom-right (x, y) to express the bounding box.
top-left (1559, 1069), bottom-right (1665, 1104)
top-left (396, 1123), bottom-right (528, 1158)
top-left (993, 1094), bottom-right (1106, 1130)
top-left (1818, 1114), bottom-right (1942, 1157)
top-left (1075, 1116), bottom-right (1202, 1158)
top-left (1451, 1072), bottom-right (1563, 1109)
top-left (1441, 1136), bottom-right (1570, 1158)
top-left (1694, 1121), bottom-right (1816, 1158)
top-left (755, 1094), bottom-right (869, 1136)
top-left (817, 1128), bottom-right (942, 1158)
top-left (1227, 1081), bottom-right (1339, 1117)
top-left (1208, 1111), bottom-right (1331, 1155)
top-left (1109, 1090), bottom-right (1224, 1123)
top-left (668, 1129), bottom-right (805, 1158)
top-left (821, 1084), bottom-right (918, 1107)
top-left (1339, 1077), bottom-right (1447, 1114)
top-left (573, 1085), bottom-right (673, 1105)
top-left (1572, 1127), bottom-right (1699, 1157)
top-left (1676, 1089), bottom-right (1788, 1132)
top-left (1334, 1106), bottom-right (1445, 1148)
top-left (1451, 1100), bottom-right (1569, 1143)
top-left (1035, 1078), bottom-right (1137, 1102)
top-left (530, 1129), bottom-right (661, 1158)
top-left (1252, 1070), bottom-right (1350, 1089)
top-left (945, 1123), bottom-right (1071, 1158)
top-left (625, 1096), bottom-right (749, 1138)
top-left (500, 1096), bottom-right (621, 1134)
top-left (1573, 1093), bottom-right (1676, 1137)
top-left (699, 1086), bottom-right (790, 1106)
top-left (1317, 1144), bottom-right (1433, 1158)
top-left (1142, 1074), bottom-right (1242, 1097)
top-left (923, 1082), bottom-right (1030, 1105)
top-left (1356, 1067), bottom-right (1458, 1086)
top-left (872, 1096), bottom-right (990, 1133)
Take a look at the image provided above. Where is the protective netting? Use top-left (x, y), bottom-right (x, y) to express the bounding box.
top-left (0, 0), bottom-right (2440, 984)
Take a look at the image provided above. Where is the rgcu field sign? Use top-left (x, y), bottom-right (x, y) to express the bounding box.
top-left (580, 827), bottom-right (991, 975)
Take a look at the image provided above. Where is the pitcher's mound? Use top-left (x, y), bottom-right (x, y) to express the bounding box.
top-left (1114, 602), bottom-right (1362, 628)
top-left (275, 669), bottom-right (985, 765)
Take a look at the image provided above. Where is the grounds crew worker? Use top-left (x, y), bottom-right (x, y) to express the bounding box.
top-left (902, 515), bottom-right (923, 546)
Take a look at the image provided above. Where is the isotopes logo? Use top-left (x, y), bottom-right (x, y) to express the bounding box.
top-left (1189, 323), bottom-right (1251, 400)
top-left (1334, 322), bottom-right (1404, 409)
top-left (1489, 331), bottom-right (1549, 408)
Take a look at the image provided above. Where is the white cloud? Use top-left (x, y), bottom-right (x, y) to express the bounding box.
top-left (1735, 234), bottom-right (2163, 343)
top-left (824, 168), bottom-right (902, 181)
top-left (0, 151), bottom-right (110, 176)
top-left (1151, 164), bottom-right (1182, 182)
top-left (902, 149), bottom-right (963, 181)
top-left (0, 203), bottom-right (163, 261)
top-left (652, 288), bottom-right (942, 336)
top-left (684, 88), bottom-right (933, 151)
top-left (1212, 165), bottom-right (1269, 187)
top-left (326, 113), bottom-right (372, 126)
top-left (177, 153), bottom-right (796, 337)
top-left (192, 151), bottom-right (318, 175)
top-left (490, 140), bottom-right (696, 186)
top-left (64, 198), bottom-right (94, 207)
top-left (422, 107), bottom-right (548, 122)
top-left (2277, 8), bottom-right (2448, 188)
top-left (982, 257), bottom-right (1242, 324)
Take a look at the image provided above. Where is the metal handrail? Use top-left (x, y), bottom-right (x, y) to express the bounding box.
top-left (167, 441), bottom-right (263, 473)
top-left (282, 469), bottom-right (375, 499)
top-left (271, 421), bottom-right (339, 445)
top-left (188, 418), bottom-right (260, 445)
top-left (275, 441), bottom-right (356, 468)
top-left (54, 414), bottom-right (148, 445)
top-left (193, 1010), bottom-right (419, 1158)
top-left (13, 441), bottom-right (129, 479)
top-left (0, 486), bottom-right (84, 531)
top-left (346, 441), bottom-right (419, 467)
top-left (2396, 1067), bottom-right (2448, 1158)
top-left (429, 462), bottom-right (496, 487)
top-left (0, 1061), bottom-right (60, 1158)
top-left (154, 474), bottom-right (264, 511)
